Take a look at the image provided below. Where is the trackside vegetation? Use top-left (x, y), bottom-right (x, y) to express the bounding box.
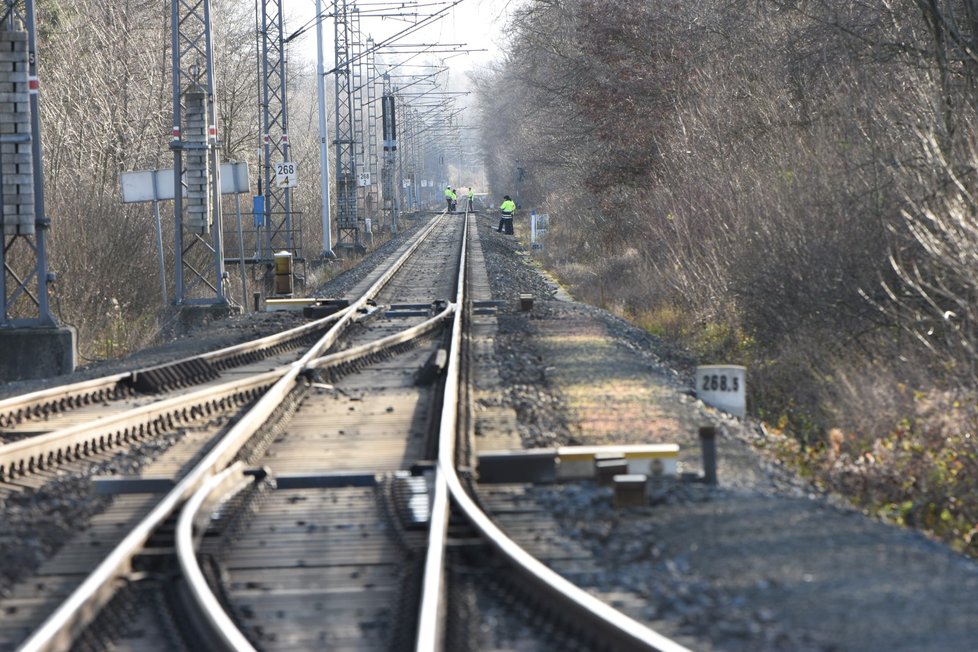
top-left (474, 0), bottom-right (978, 554)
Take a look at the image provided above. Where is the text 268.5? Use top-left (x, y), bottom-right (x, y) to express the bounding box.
top-left (701, 374), bottom-right (739, 392)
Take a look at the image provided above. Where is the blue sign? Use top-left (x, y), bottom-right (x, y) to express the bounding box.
top-left (252, 195), bottom-right (265, 228)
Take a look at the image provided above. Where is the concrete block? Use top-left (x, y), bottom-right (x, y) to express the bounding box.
top-left (613, 474), bottom-right (648, 508)
top-left (596, 456), bottom-right (628, 485)
top-left (2, 173), bottom-right (33, 185)
top-left (0, 30), bottom-right (27, 43)
top-left (0, 326), bottom-right (77, 381)
top-left (477, 449), bottom-right (558, 483)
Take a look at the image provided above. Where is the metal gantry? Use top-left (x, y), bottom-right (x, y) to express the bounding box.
top-left (0, 0), bottom-right (54, 327)
top-left (170, 0), bottom-right (227, 305)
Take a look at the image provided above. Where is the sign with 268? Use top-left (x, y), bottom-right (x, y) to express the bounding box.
top-left (695, 365), bottom-right (746, 418)
top-left (275, 162), bottom-right (297, 188)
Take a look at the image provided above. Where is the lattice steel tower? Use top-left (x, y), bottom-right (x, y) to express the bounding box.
top-left (352, 33), bottom-right (380, 228)
top-left (170, 0), bottom-right (227, 305)
top-left (366, 43), bottom-right (380, 226)
top-left (382, 73), bottom-right (399, 233)
top-left (0, 0), bottom-right (53, 327)
top-left (334, 0), bottom-right (361, 251)
top-left (259, 0), bottom-right (297, 259)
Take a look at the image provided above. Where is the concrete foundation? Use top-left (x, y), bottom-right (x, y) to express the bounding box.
top-left (0, 326), bottom-right (77, 381)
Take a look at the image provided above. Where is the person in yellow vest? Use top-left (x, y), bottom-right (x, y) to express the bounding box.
top-left (466, 187), bottom-right (475, 212)
top-left (444, 186), bottom-right (456, 213)
top-left (498, 195), bottom-right (516, 234)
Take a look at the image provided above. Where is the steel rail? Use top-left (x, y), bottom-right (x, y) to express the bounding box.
top-left (441, 471), bottom-right (692, 651)
top-left (199, 307), bottom-right (349, 368)
top-left (175, 462), bottom-right (259, 652)
top-left (418, 211), bottom-right (692, 652)
top-left (0, 308), bottom-right (349, 427)
top-left (305, 303), bottom-right (454, 369)
top-left (17, 212), bottom-right (449, 652)
top-left (173, 219), bottom-right (462, 649)
top-left (173, 299), bottom-right (457, 649)
top-left (0, 370), bottom-right (282, 480)
top-left (0, 373), bottom-right (132, 429)
top-left (0, 308), bottom-right (350, 429)
top-left (416, 209), bottom-right (469, 651)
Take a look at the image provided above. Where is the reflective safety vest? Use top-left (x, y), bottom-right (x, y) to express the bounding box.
top-left (445, 188), bottom-right (455, 199)
top-left (500, 199), bottom-right (516, 215)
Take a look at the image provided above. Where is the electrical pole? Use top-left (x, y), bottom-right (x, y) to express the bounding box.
top-left (316, 0), bottom-right (335, 258)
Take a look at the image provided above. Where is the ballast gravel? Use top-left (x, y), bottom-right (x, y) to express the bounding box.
top-left (473, 213), bottom-right (978, 652)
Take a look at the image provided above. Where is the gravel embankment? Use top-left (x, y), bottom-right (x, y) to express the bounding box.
top-left (473, 214), bottom-right (978, 651)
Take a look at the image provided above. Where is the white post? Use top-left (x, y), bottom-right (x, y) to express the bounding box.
top-left (316, 0), bottom-right (335, 258)
top-left (150, 171), bottom-right (167, 304)
top-left (234, 193), bottom-right (249, 310)
top-left (151, 200), bottom-right (167, 304)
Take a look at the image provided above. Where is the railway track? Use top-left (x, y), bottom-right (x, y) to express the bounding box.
top-left (0, 210), bottom-right (689, 651)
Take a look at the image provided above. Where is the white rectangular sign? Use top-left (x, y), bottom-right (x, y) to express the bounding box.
top-left (274, 161), bottom-right (298, 188)
top-left (121, 162), bottom-right (250, 203)
top-left (358, 172), bottom-right (371, 187)
top-left (120, 169), bottom-right (174, 203)
top-left (696, 365), bottom-right (746, 418)
top-left (531, 212), bottom-right (550, 250)
top-left (221, 161), bottom-right (250, 194)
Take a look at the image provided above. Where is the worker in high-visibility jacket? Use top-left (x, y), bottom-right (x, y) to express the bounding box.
top-left (498, 195), bottom-right (516, 234)
top-left (466, 188), bottom-right (475, 212)
top-left (444, 186), bottom-right (457, 213)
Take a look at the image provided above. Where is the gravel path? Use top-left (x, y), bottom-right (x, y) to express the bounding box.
top-left (474, 215), bottom-right (978, 651)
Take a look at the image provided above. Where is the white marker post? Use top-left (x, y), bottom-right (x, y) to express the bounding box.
top-left (695, 365), bottom-right (746, 418)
